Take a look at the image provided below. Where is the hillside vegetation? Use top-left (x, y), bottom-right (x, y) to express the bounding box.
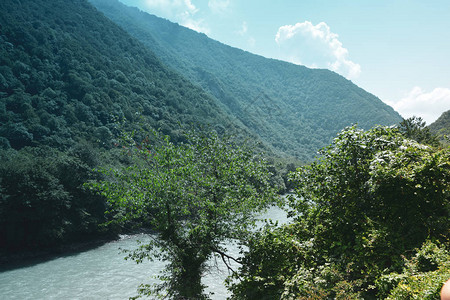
top-left (229, 125), bottom-right (450, 299)
top-left (430, 109), bottom-right (450, 144)
top-left (0, 0), bottom-right (240, 254)
top-left (0, 0), bottom-right (400, 254)
top-left (0, 0), bottom-right (236, 151)
top-left (90, 0), bottom-right (402, 161)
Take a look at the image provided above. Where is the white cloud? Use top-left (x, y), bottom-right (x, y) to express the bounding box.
top-left (143, 0), bottom-right (210, 34)
top-left (275, 21), bottom-right (361, 80)
top-left (234, 21), bottom-right (255, 48)
top-left (237, 21), bottom-right (248, 36)
top-left (208, 0), bottom-right (230, 14)
top-left (387, 87), bottom-right (450, 124)
top-left (144, 0), bottom-right (197, 14)
top-left (182, 18), bottom-right (210, 34)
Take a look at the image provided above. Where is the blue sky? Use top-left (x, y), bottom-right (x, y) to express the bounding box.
top-left (118, 0), bottom-right (450, 124)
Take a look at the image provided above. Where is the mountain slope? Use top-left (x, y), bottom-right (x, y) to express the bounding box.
top-left (90, 0), bottom-right (402, 161)
top-left (0, 0), bottom-right (245, 254)
top-left (0, 0), bottom-right (238, 152)
top-left (429, 110), bottom-right (450, 144)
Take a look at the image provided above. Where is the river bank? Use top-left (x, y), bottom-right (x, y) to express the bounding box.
top-left (0, 234), bottom-right (116, 271)
top-left (0, 228), bottom-right (157, 270)
top-left (0, 206), bottom-right (290, 299)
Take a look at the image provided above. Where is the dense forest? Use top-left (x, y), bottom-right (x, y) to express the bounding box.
top-left (90, 0), bottom-right (402, 161)
top-left (0, 0), bottom-right (243, 255)
top-left (0, 0), bottom-right (239, 149)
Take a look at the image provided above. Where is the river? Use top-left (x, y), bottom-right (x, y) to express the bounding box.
top-left (0, 205), bottom-right (290, 299)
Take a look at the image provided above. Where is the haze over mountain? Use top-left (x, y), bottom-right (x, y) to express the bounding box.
top-left (91, 0), bottom-right (402, 161)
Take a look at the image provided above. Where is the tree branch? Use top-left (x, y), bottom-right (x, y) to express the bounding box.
top-left (211, 247), bottom-right (242, 274)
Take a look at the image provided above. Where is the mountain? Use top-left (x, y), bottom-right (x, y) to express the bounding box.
top-left (429, 110), bottom-right (450, 144)
top-left (90, 0), bottom-right (403, 161)
top-left (0, 0), bottom-right (243, 254)
top-left (0, 0), bottom-right (239, 151)
top-left (0, 0), bottom-right (402, 255)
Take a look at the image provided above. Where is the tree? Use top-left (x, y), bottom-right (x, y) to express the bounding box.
top-left (398, 116), bottom-right (440, 146)
top-left (289, 125), bottom-right (449, 296)
top-left (0, 146), bottom-right (106, 253)
top-left (90, 130), bottom-right (277, 299)
top-left (227, 222), bottom-right (310, 300)
top-left (229, 125), bottom-right (450, 299)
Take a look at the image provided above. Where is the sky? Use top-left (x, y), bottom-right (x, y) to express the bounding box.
top-left (118, 0), bottom-right (450, 124)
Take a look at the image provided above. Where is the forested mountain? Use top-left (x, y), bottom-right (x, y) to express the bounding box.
top-left (90, 0), bottom-right (402, 161)
top-left (0, 0), bottom-right (241, 254)
top-left (0, 0), bottom-right (402, 256)
top-left (0, 0), bottom-right (237, 151)
top-left (429, 110), bottom-right (450, 143)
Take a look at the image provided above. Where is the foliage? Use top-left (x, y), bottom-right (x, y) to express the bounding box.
top-left (0, 0), bottom-right (401, 256)
top-left (265, 157), bottom-right (300, 194)
top-left (0, 0), bottom-right (236, 152)
top-left (229, 125), bottom-right (450, 299)
top-left (377, 240), bottom-right (450, 299)
top-left (228, 220), bottom-right (366, 300)
top-left (227, 222), bottom-right (307, 300)
top-left (89, 130), bottom-right (277, 299)
top-left (429, 109), bottom-right (450, 145)
top-left (90, 0), bottom-right (402, 161)
top-left (290, 125), bottom-right (449, 271)
top-left (0, 144), bottom-right (107, 254)
top-left (398, 116), bottom-right (440, 146)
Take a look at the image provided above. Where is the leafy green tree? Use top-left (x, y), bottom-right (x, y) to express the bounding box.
top-left (289, 125), bottom-right (449, 296)
top-left (398, 116), bottom-right (440, 146)
top-left (229, 125), bottom-right (450, 299)
top-left (90, 130), bottom-right (277, 299)
top-left (0, 145), bottom-right (107, 254)
top-left (227, 222), bottom-right (310, 300)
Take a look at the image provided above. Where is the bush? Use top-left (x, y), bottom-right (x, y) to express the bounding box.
top-left (377, 241), bottom-right (450, 299)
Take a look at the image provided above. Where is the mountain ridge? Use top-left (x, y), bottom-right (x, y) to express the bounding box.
top-left (90, 0), bottom-right (402, 160)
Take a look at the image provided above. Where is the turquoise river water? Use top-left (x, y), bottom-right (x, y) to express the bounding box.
top-left (0, 206), bottom-right (290, 299)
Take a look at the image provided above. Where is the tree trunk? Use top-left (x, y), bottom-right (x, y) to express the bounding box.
top-left (169, 246), bottom-right (209, 299)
